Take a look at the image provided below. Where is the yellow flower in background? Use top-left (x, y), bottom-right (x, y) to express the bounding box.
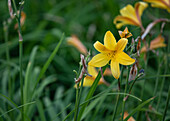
top-left (143, 0), bottom-right (170, 12)
top-left (114, 2), bottom-right (148, 29)
top-left (123, 112), bottom-right (135, 121)
top-left (88, 31), bottom-right (135, 79)
top-left (74, 65), bottom-right (109, 87)
top-left (67, 35), bottom-right (88, 55)
top-left (141, 35), bottom-right (166, 53)
top-left (14, 11), bottom-right (26, 29)
top-left (118, 27), bottom-right (132, 38)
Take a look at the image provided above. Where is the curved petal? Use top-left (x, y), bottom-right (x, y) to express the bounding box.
top-left (120, 4), bottom-right (138, 22)
top-left (104, 31), bottom-right (117, 50)
top-left (116, 52), bottom-right (135, 65)
top-left (94, 41), bottom-right (110, 53)
top-left (88, 53), bottom-right (110, 67)
top-left (135, 2), bottom-right (148, 17)
top-left (114, 16), bottom-right (140, 29)
top-left (111, 60), bottom-right (120, 79)
top-left (88, 65), bottom-right (98, 77)
top-left (117, 38), bottom-right (128, 52)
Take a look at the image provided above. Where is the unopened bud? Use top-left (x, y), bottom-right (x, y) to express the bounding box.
top-left (138, 69), bottom-right (144, 78)
top-left (128, 62), bottom-right (137, 81)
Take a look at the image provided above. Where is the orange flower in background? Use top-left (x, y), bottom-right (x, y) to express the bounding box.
top-left (141, 35), bottom-right (166, 53)
top-left (123, 112), bottom-right (135, 121)
top-left (88, 31), bottom-right (135, 79)
top-left (143, 0), bottom-right (170, 12)
top-left (67, 35), bottom-right (88, 55)
top-left (15, 11), bottom-right (26, 29)
top-left (114, 2), bottom-right (148, 29)
top-left (118, 27), bottom-right (132, 38)
top-left (74, 65), bottom-right (110, 87)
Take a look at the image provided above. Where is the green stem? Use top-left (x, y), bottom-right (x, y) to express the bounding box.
top-left (121, 67), bottom-right (130, 121)
top-left (19, 41), bottom-right (24, 121)
top-left (156, 59), bottom-right (167, 111)
top-left (162, 86), bottom-right (170, 121)
top-left (12, 0), bottom-right (18, 16)
top-left (3, 21), bottom-right (13, 119)
top-left (74, 83), bottom-right (80, 121)
top-left (112, 79), bottom-right (120, 121)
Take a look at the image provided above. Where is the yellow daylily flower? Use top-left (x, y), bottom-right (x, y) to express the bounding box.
top-left (114, 2), bottom-right (148, 29)
top-left (67, 35), bottom-right (88, 55)
top-left (143, 0), bottom-right (170, 12)
top-left (74, 65), bottom-right (108, 87)
top-left (88, 31), bottom-right (135, 79)
top-left (118, 27), bottom-right (132, 38)
top-left (141, 34), bottom-right (166, 53)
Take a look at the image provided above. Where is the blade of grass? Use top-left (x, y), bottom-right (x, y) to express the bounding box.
top-left (36, 99), bottom-right (46, 121)
top-left (77, 65), bottom-right (107, 121)
top-left (31, 33), bottom-right (64, 100)
top-left (24, 46), bottom-right (38, 112)
top-left (124, 97), bottom-right (155, 121)
top-left (162, 86), bottom-right (170, 121)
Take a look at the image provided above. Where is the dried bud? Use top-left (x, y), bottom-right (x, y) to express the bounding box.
top-left (137, 38), bottom-right (141, 57)
top-left (128, 62), bottom-right (137, 82)
top-left (8, 0), bottom-right (14, 19)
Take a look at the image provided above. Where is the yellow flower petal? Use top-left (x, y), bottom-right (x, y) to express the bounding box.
top-left (104, 31), bottom-right (117, 50)
top-left (94, 41), bottom-right (110, 53)
top-left (83, 76), bottom-right (95, 86)
top-left (144, 0), bottom-right (170, 12)
top-left (88, 65), bottom-right (98, 77)
top-left (111, 60), bottom-right (120, 79)
top-left (116, 38), bottom-right (128, 52)
top-left (116, 52), bottom-right (135, 65)
top-left (88, 53), bottom-right (110, 67)
top-left (114, 16), bottom-right (140, 29)
top-left (120, 4), bottom-right (138, 22)
top-left (135, 2), bottom-right (148, 17)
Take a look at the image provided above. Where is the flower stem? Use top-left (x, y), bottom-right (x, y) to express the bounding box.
top-left (121, 67), bottom-right (130, 121)
top-left (112, 78), bottom-right (120, 121)
top-left (162, 86), bottom-right (170, 121)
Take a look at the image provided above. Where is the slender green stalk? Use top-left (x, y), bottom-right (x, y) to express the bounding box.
top-left (74, 76), bottom-right (84, 121)
top-left (112, 79), bottom-right (120, 121)
top-left (3, 21), bottom-right (13, 119)
top-left (12, 0), bottom-right (18, 15)
top-left (19, 41), bottom-right (24, 121)
top-left (121, 67), bottom-right (130, 121)
top-left (74, 83), bottom-right (80, 121)
top-left (162, 86), bottom-right (170, 121)
top-left (156, 58), bottom-right (167, 110)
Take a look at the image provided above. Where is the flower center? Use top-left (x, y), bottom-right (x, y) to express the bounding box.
top-left (107, 51), bottom-right (116, 59)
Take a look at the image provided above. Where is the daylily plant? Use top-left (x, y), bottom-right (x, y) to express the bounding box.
top-left (141, 34), bottom-right (166, 53)
top-left (88, 31), bottom-right (135, 79)
top-left (114, 2), bottom-right (148, 30)
top-left (144, 0), bottom-right (170, 12)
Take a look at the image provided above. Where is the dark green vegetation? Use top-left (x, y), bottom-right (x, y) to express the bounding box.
top-left (0, 0), bottom-right (170, 121)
